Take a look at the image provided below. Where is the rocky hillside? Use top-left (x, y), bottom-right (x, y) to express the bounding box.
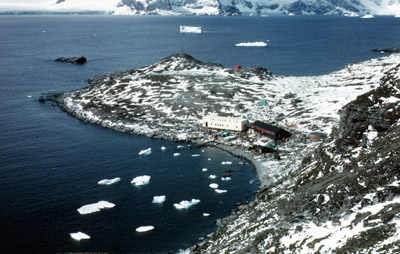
top-left (191, 61), bottom-right (400, 253)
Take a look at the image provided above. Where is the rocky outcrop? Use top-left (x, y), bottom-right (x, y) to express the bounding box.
top-left (372, 46), bottom-right (400, 53)
top-left (55, 56), bottom-right (87, 64)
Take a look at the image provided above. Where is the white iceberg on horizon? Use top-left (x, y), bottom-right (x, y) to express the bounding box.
top-left (136, 226), bottom-right (155, 232)
top-left (77, 201), bottom-right (115, 215)
top-left (180, 26), bottom-right (202, 34)
top-left (235, 41), bottom-right (267, 47)
top-left (152, 195), bottom-right (166, 204)
top-left (361, 14), bottom-right (374, 19)
top-left (70, 232), bottom-right (90, 241)
top-left (98, 177), bottom-right (121, 185)
top-left (131, 175), bottom-right (151, 186)
top-left (174, 199), bottom-right (200, 210)
top-left (138, 148), bottom-right (152, 155)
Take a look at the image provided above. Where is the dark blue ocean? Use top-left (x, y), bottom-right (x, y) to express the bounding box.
top-left (0, 15), bottom-right (399, 254)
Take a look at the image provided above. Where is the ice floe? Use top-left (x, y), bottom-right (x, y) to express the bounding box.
top-left (235, 41), bottom-right (267, 47)
top-left (221, 161), bottom-right (232, 165)
top-left (221, 177), bottom-right (231, 181)
top-left (202, 168), bottom-right (208, 172)
top-left (161, 146), bottom-right (166, 150)
top-left (191, 154), bottom-right (200, 157)
top-left (138, 148), bottom-right (151, 155)
top-left (203, 213), bottom-right (210, 217)
top-left (209, 183), bottom-right (219, 189)
top-left (361, 14), bottom-right (374, 18)
top-left (70, 232), bottom-right (90, 241)
top-left (77, 201), bottom-right (116, 215)
top-left (180, 26), bottom-right (202, 34)
top-left (173, 153), bottom-right (180, 156)
top-left (152, 195), bottom-right (166, 204)
top-left (98, 177), bottom-right (121, 185)
top-left (174, 199), bottom-right (200, 210)
top-left (136, 226), bottom-right (155, 232)
top-left (209, 175), bottom-right (217, 179)
top-left (131, 175), bottom-right (151, 186)
top-left (215, 189), bottom-right (227, 193)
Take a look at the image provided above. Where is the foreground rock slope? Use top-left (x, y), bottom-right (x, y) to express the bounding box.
top-left (54, 53), bottom-right (400, 253)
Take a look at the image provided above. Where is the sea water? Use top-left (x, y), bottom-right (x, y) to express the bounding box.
top-left (0, 15), bottom-right (399, 253)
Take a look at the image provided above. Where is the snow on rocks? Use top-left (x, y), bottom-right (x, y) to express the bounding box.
top-left (152, 195), bottom-right (166, 204)
top-left (98, 177), bottom-right (121, 185)
top-left (131, 175), bottom-right (151, 186)
top-left (70, 232), bottom-right (90, 241)
top-left (174, 199), bottom-right (200, 210)
top-left (136, 226), bottom-right (155, 232)
top-left (77, 201), bottom-right (116, 215)
top-left (138, 148), bottom-right (151, 155)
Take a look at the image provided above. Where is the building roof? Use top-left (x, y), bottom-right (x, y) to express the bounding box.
top-left (250, 121), bottom-right (291, 138)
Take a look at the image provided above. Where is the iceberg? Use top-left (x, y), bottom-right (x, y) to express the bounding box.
top-left (191, 154), bottom-right (200, 157)
top-left (235, 42), bottom-right (267, 47)
top-left (215, 189), bottom-right (227, 193)
top-left (138, 148), bottom-right (151, 155)
top-left (98, 177), bottom-right (121, 185)
top-left (203, 213), bottom-right (210, 217)
top-left (131, 175), bottom-right (151, 186)
top-left (202, 168), bottom-right (208, 172)
top-left (174, 199), bottom-right (200, 210)
top-left (361, 14), bottom-right (374, 19)
top-left (173, 153), bottom-right (180, 156)
top-left (77, 201), bottom-right (115, 215)
top-left (221, 177), bottom-right (231, 181)
top-left (161, 146), bottom-right (166, 150)
top-left (209, 175), bottom-right (217, 179)
top-left (221, 161), bottom-right (233, 165)
top-left (70, 232), bottom-right (90, 241)
top-left (136, 226), bottom-right (155, 232)
top-left (180, 26), bottom-right (202, 34)
top-left (152, 195), bottom-right (166, 204)
top-left (209, 183), bottom-right (219, 189)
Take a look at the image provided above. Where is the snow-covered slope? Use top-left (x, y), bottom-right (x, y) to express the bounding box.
top-left (2, 0), bottom-right (400, 16)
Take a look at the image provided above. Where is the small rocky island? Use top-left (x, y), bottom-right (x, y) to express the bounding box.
top-left (55, 56), bottom-right (87, 64)
top-left (53, 53), bottom-right (400, 253)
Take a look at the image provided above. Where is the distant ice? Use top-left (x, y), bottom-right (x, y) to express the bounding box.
top-left (202, 168), bottom-right (208, 172)
top-left (98, 177), bottom-right (121, 185)
top-left (208, 158), bottom-right (211, 161)
top-left (174, 199), bottom-right (200, 210)
top-left (176, 145), bottom-right (185, 149)
top-left (235, 41), bottom-right (267, 47)
top-left (27, 95), bottom-right (32, 98)
top-left (131, 175), bottom-right (151, 186)
top-left (152, 195), bottom-right (166, 204)
top-left (209, 183), bottom-right (219, 189)
top-left (203, 213), bottom-right (210, 217)
top-left (173, 153), bottom-right (180, 156)
top-left (221, 161), bottom-right (232, 165)
top-left (361, 14), bottom-right (374, 19)
top-left (138, 148), bottom-right (151, 155)
top-left (136, 226), bottom-right (155, 232)
top-left (70, 232), bottom-right (90, 241)
top-left (180, 26), bottom-right (202, 34)
top-left (221, 177), bottom-right (231, 181)
top-left (215, 189), bottom-right (227, 193)
top-left (77, 201), bottom-right (115, 215)
top-left (209, 175), bottom-right (217, 179)
top-left (192, 154), bottom-right (200, 157)
top-left (161, 146), bottom-right (166, 150)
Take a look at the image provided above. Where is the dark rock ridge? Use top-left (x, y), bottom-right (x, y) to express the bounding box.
top-left (372, 46), bottom-right (400, 53)
top-left (55, 56), bottom-right (87, 64)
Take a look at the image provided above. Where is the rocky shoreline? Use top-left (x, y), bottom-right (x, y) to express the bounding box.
top-left (51, 53), bottom-right (400, 253)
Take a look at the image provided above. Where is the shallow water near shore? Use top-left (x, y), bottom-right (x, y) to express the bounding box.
top-left (1, 15), bottom-right (400, 253)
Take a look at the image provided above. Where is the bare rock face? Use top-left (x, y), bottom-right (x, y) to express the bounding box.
top-left (55, 56), bottom-right (87, 64)
top-left (372, 46), bottom-right (400, 53)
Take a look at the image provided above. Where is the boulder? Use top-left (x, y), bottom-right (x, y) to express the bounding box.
top-left (55, 56), bottom-right (87, 64)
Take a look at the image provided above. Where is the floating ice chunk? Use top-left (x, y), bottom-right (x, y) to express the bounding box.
top-left (209, 183), bottom-right (219, 189)
top-left (152, 195), bottom-right (166, 204)
top-left (98, 177), bottom-right (121, 185)
top-left (209, 175), bottom-right (217, 179)
top-left (180, 26), bottom-right (202, 34)
top-left (221, 177), bottom-right (231, 181)
top-left (215, 189), bottom-right (227, 194)
top-left (361, 14), bottom-right (374, 19)
top-left (221, 161), bottom-right (232, 165)
top-left (173, 153), bottom-right (180, 156)
top-left (139, 148), bottom-right (151, 156)
top-left (131, 175), bottom-right (151, 186)
top-left (202, 168), bottom-right (208, 172)
top-left (203, 213), bottom-right (210, 217)
top-left (192, 154), bottom-right (200, 157)
top-left (70, 232), bottom-right (90, 241)
top-left (208, 158), bottom-right (211, 161)
top-left (27, 95), bottom-right (32, 98)
top-left (176, 145), bottom-right (185, 150)
top-left (174, 199), bottom-right (200, 210)
top-left (161, 146), bottom-right (166, 150)
top-left (235, 41), bottom-right (267, 47)
top-left (136, 226), bottom-right (154, 232)
top-left (77, 201), bottom-right (115, 215)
